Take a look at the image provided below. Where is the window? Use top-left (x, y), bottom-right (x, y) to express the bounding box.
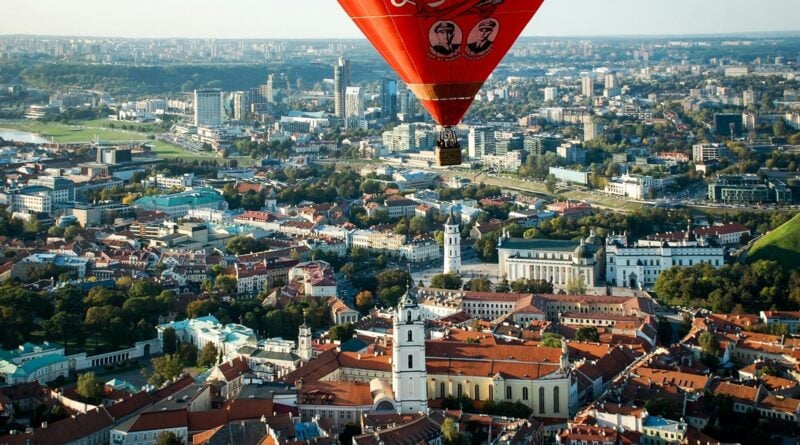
top-left (539, 387), bottom-right (545, 414)
top-left (407, 311), bottom-right (411, 323)
top-left (440, 382), bottom-right (446, 398)
top-left (407, 331), bottom-right (413, 342)
top-left (506, 386), bottom-right (512, 400)
top-left (457, 384), bottom-right (463, 398)
top-left (523, 387), bottom-right (529, 401)
top-left (553, 387), bottom-right (560, 413)
top-left (407, 354), bottom-right (413, 369)
top-left (474, 384), bottom-right (480, 401)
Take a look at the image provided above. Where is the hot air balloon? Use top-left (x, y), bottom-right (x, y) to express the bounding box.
top-left (338, 0), bottom-right (545, 166)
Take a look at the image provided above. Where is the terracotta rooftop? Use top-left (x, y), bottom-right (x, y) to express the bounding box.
top-left (299, 381), bottom-right (375, 406)
top-left (633, 367), bottom-right (709, 391)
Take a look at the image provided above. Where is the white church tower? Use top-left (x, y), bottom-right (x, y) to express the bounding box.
top-left (443, 212), bottom-right (461, 275)
top-left (392, 287), bottom-right (428, 414)
top-left (297, 321), bottom-right (313, 362)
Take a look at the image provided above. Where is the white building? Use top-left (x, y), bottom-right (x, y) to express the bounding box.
top-left (10, 189), bottom-right (52, 215)
top-left (468, 126), bottom-right (495, 159)
top-left (692, 143), bottom-right (723, 163)
top-left (544, 86), bottom-right (559, 102)
top-left (144, 173), bottom-right (194, 190)
top-left (605, 232), bottom-right (725, 289)
top-left (288, 261), bottom-right (337, 297)
top-left (604, 174), bottom-right (653, 200)
top-left (584, 120), bottom-right (600, 142)
top-left (497, 232), bottom-right (603, 290)
top-left (481, 151), bottom-right (524, 171)
top-left (398, 238), bottom-right (441, 263)
top-left (0, 342), bottom-right (69, 385)
top-left (194, 88), bottom-right (224, 127)
top-left (581, 74), bottom-right (594, 98)
top-left (13, 253), bottom-right (89, 278)
top-left (442, 213), bottom-right (461, 275)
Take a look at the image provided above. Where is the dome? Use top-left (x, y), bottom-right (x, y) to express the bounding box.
top-left (574, 243), bottom-right (594, 259)
top-left (584, 228), bottom-right (602, 246)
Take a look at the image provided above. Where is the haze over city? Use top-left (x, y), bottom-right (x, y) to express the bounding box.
top-left (3, 0), bottom-right (800, 38)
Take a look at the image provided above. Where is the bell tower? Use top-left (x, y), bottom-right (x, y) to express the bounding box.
top-left (392, 287), bottom-right (428, 414)
top-left (297, 321), bottom-right (313, 362)
top-left (443, 212), bottom-right (461, 275)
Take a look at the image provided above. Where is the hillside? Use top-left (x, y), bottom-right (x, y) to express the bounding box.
top-left (747, 213), bottom-right (800, 270)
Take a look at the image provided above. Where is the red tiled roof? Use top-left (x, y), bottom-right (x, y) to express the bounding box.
top-left (0, 407), bottom-right (113, 445)
top-left (216, 357), bottom-right (250, 382)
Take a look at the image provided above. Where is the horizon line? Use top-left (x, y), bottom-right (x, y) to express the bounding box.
top-left (2, 29), bottom-right (800, 41)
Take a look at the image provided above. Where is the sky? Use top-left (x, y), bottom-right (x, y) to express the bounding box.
top-left (3, 0), bottom-right (800, 39)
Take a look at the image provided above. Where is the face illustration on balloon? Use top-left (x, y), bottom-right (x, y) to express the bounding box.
top-left (429, 21), bottom-right (462, 57)
top-left (467, 18), bottom-right (499, 56)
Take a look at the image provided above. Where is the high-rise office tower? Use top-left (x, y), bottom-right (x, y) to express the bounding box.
top-left (334, 57), bottom-right (351, 119)
top-left (604, 73), bottom-right (617, 90)
top-left (581, 74), bottom-right (594, 98)
top-left (232, 91), bottom-right (251, 122)
top-left (584, 119), bottom-right (600, 142)
top-left (468, 126), bottom-right (496, 159)
top-left (544, 86), bottom-right (558, 102)
top-left (266, 73), bottom-right (288, 104)
top-left (345, 86), bottom-right (363, 129)
top-left (194, 89), bottom-right (223, 127)
top-left (381, 78), bottom-right (398, 122)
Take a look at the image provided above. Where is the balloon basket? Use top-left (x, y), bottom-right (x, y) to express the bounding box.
top-left (436, 147), bottom-right (462, 166)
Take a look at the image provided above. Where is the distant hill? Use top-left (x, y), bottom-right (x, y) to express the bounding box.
top-left (747, 213), bottom-right (800, 270)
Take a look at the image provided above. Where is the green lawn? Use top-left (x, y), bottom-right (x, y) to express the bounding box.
top-left (748, 213), bottom-right (800, 269)
top-left (150, 140), bottom-right (217, 162)
top-left (0, 120), bottom-right (151, 144)
top-left (1, 119), bottom-right (219, 162)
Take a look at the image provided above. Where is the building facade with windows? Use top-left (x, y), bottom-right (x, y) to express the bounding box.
top-left (498, 233), bottom-right (604, 290)
top-left (605, 233), bottom-right (724, 289)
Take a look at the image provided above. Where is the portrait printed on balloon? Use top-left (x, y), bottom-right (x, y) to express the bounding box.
top-left (466, 18), bottom-right (499, 58)
top-left (429, 21), bottom-right (462, 60)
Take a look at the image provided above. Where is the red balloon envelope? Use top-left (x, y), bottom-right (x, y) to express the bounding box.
top-left (338, 0), bottom-right (545, 126)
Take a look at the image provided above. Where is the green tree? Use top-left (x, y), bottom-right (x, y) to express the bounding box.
top-left (355, 290), bottom-right (374, 313)
top-left (576, 326), bottom-right (600, 342)
top-left (566, 276), bottom-right (588, 295)
top-left (215, 275), bottom-right (237, 295)
top-left (329, 323), bottom-right (355, 342)
top-left (545, 174), bottom-right (557, 193)
top-left (441, 418), bottom-right (468, 445)
top-left (510, 279), bottom-right (553, 294)
top-left (76, 372), bottom-right (101, 402)
top-left (541, 332), bottom-right (562, 348)
top-left (24, 215), bottom-right (42, 234)
top-left (178, 343), bottom-right (197, 367)
top-left (430, 273), bottom-right (463, 290)
top-left (156, 431), bottom-right (183, 445)
top-left (64, 225), bottom-right (82, 241)
top-left (698, 331), bottom-right (721, 356)
top-left (464, 277), bottom-right (492, 292)
top-left (148, 355), bottom-right (184, 386)
top-left (198, 342), bottom-right (219, 368)
top-left (161, 326), bottom-right (178, 355)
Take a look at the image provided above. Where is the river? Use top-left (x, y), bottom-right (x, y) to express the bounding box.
top-left (0, 128), bottom-right (50, 144)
